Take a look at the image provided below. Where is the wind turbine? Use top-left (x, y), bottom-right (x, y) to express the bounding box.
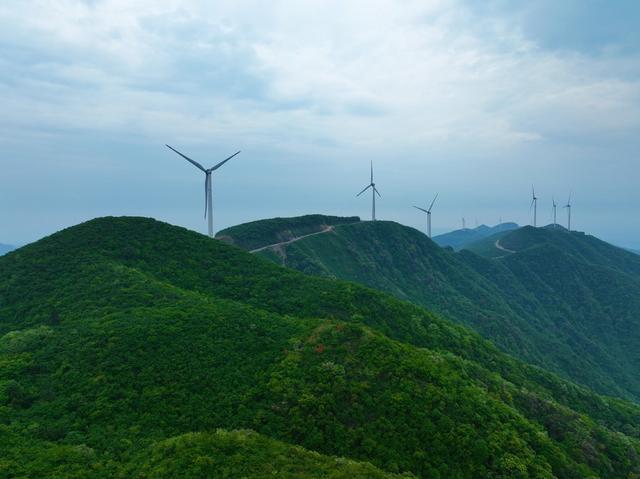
top-left (530, 185), bottom-right (538, 227)
top-left (563, 191), bottom-right (572, 232)
top-left (552, 196), bottom-right (557, 228)
top-left (356, 161), bottom-right (381, 221)
top-left (166, 145), bottom-right (240, 238)
top-left (413, 193), bottom-right (438, 238)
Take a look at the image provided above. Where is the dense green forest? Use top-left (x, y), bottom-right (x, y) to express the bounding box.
top-left (226, 216), bottom-right (640, 402)
top-left (1, 217), bottom-right (640, 477)
top-left (127, 430), bottom-right (413, 478)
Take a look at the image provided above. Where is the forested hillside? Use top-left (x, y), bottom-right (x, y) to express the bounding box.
top-left (231, 216), bottom-right (640, 401)
top-left (2, 217), bottom-right (640, 477)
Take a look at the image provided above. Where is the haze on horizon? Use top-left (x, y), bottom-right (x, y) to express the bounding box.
top-left (1, 1), bottom-right (639, 249)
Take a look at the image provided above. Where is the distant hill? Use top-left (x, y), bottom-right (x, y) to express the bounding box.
top-left (432, 222), bottom-right (519, 250)
top-left (2, 216), bottom-right (640, 477)
top-left (227, 215), bottom-right (640, 402)
top-left (0, 243), bottom-right (15, 256)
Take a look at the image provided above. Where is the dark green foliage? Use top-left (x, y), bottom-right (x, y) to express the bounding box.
top-left (1, 217), bottom-right (640, 477)
top-left (216, 214), bottom-right (360, 250)
top-left (247, 218), bottom-right (640, 401)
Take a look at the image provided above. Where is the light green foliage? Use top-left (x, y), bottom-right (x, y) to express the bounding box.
top-left (126, 429), bottom-right (412, 478)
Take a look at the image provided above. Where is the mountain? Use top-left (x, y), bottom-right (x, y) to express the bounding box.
top-left (432, 222), bottom-right (519, 250)
top-left (2, 216), bottom-right (640, 477)
top-left (0, 243), bottom-right (15, 256)
top-left (217, 214), bottom-right (360, 251)
top-left (223, 215), bottom-right (640, 402)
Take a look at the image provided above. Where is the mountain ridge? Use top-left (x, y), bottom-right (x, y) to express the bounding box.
top-left (225, 214), bottom-right (640, 401)
top-left (433, 222), bottom-right (519, 251)
top-left (2, 216), bottom-right (640, 477)
top-left (0, 243), bottom-right (15, 256)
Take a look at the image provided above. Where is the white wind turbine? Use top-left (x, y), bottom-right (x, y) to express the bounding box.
top-left (552, 196), bottom-right (557, 228)
top-left (530, 185), bottom-right (538, 227)
top-left (414, 193), bottom-right (438, 238)
top-left (166, 145), bottom-right (240, 238)
top-left (564, 191), bottom-right (572, 232)
top-left (356, 161), bottom-right (381, 221)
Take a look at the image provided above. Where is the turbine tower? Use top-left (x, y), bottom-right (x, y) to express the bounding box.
top-left (413, 193), bottom-right (438, 238)
top-left (564, 191), bottom-right (572, 232)
top-left (530, 185), bottom-right (538, 227)
top-left (166, 145), bottom-right (240, 238)
top-left (552, 196), bottom-right (557, 228)
top-left (357, 161), bottom-right (381, 221)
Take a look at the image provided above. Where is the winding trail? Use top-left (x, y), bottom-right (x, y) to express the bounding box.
top-left (495, 239), bottom-right (516, 254)
top-left (250, 225), bottom-right (335, 253)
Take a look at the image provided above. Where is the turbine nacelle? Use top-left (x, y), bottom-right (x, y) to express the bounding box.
top-left (166, 144), bottom-right (240, 238)
top-left (413, 193), bottom-right (438, 238)
top-left (357, 161), bottom-right (381, 220)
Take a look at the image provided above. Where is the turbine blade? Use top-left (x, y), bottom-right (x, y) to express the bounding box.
top-left (357, 184), bottom-right (372, 196)
top-left (428, 193), bottom-right (438, 212)
top-left (166, 144), bottom-right (206, 172)
top-left (414, 206), bottom-right (428, 213)
top-left (370, 161), bottom-right (373, 183)
top-left (210, 150), bottom-right (241, 171)
top-left (374, 187), bottom-right (381, 198)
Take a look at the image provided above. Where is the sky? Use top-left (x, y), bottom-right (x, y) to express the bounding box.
top-left (1, 0), bottom-right (639, 248)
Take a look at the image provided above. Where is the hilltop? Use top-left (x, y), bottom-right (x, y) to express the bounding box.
top-left (227, 215), bottom-right (640, 401)
top-left (217, 214), bottom-right (360, 251)
top-left (2, 216), bottom-right (640, 477)
top-left (0, 243), bottom-right (15, 256)
top-left (433, 222), bottom-right (519, 250)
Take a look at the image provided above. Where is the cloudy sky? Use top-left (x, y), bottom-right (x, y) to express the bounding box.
top-left (1, 0), bottom-right (639, 248)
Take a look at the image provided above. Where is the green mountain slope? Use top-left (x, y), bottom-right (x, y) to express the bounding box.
top-left (433, 223), bottom-right (519, 251)
top-left (2, 217), bottom-right (640, 478)
top-left (217, 214), bottom-right (360, 251)
top-left (230, 216), bottom-right (640, 401)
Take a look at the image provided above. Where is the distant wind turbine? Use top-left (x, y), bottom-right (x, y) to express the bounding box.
top-left (356, 161), bottom-right (381, 221)
top-left (563, 191), bottom-right (572, 232)
top-left (530, 185), bottom-right (538, 227)
top-left (413, 193), bottom-right (438, 238)
top-left (552, 196), bottom-right (557, 228)
top-left (462, 217), bottom-right (466, 229)
top-left (166, 145), bottom-right (240, 238)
